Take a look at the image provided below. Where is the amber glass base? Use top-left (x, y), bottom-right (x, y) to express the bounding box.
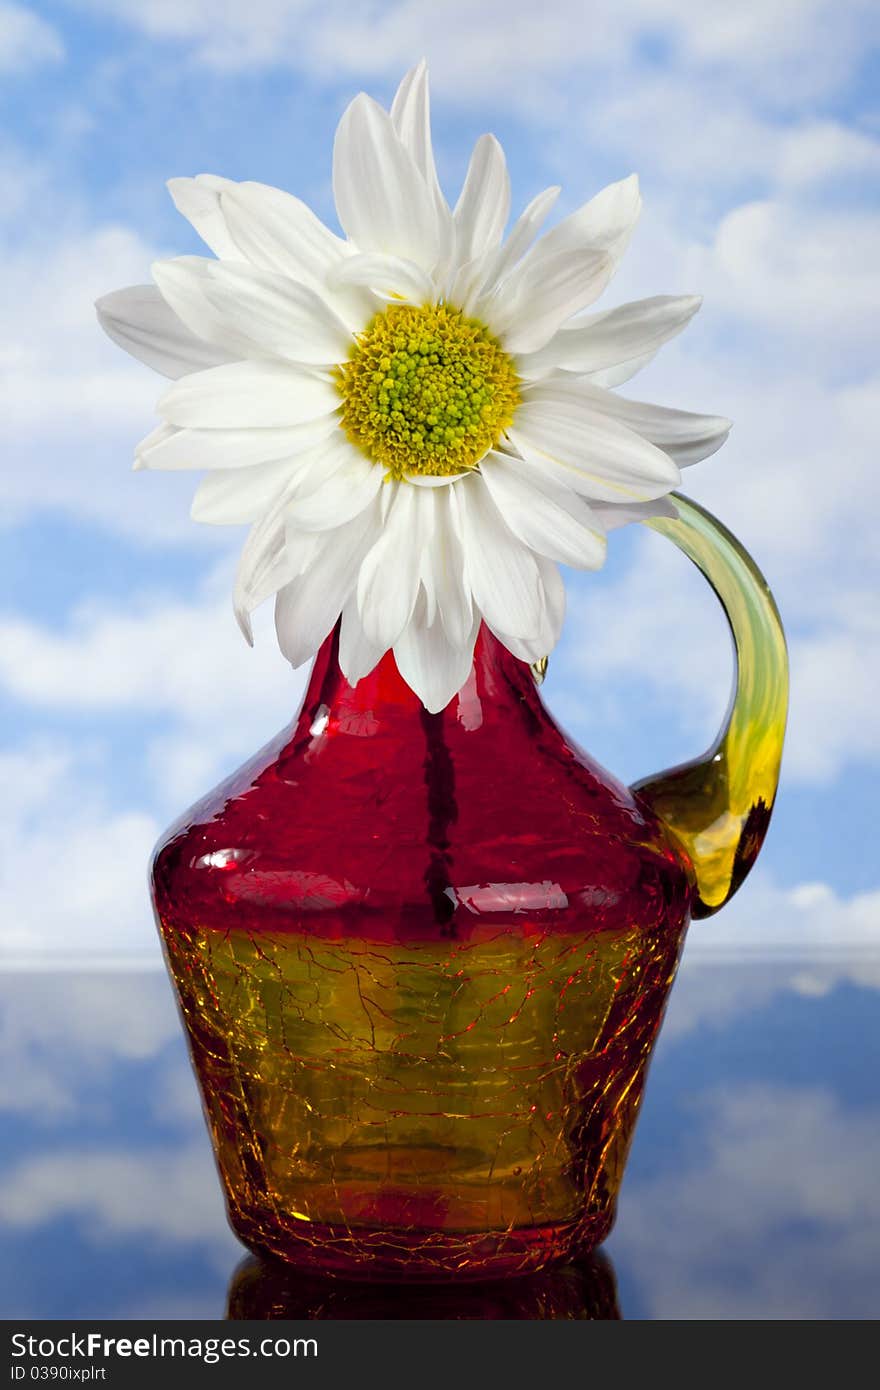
top-left (230, 1212), bottom-right (615, 1282)
top-left (163, 915), bottom-right (682, 1280)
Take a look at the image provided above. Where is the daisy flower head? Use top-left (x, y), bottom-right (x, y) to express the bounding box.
top-left (97, 61), bottom-right (730, 713)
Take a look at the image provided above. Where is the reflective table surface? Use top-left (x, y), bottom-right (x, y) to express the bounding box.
top-left (1, 949), bottom-right (878, 1320)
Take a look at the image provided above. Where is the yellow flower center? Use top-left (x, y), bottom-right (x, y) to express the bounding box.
top-left (336, 303), bottom-right (521, 480)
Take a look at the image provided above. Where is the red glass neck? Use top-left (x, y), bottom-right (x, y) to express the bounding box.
top-left (293, 622), bottom-right (549, 739)
top-left (152, 614), bottom-right (693, 944)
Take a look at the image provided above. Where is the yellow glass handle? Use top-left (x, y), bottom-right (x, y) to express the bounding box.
top-left (631, 493), bottom-right (789, 918)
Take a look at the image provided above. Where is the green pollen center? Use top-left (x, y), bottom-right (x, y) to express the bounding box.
top-left (336, 303), bottom-right (521, 479)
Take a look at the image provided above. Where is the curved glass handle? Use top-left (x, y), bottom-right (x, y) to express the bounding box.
top-left (630, 493), bottom-right (788, 918)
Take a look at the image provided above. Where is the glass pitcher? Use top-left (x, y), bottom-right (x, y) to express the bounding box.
top-left (152, 494), bottom-right (788, 1280)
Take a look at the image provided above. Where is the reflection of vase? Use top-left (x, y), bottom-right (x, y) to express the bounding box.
top-left (226, 1251), bottom-right (621, 1319)
top-left (152, 495), bottom-right (787, 1280)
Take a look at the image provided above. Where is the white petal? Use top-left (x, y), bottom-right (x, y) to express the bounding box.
top-left (481, 248), bottom-right (615, 355)
top-left (390, 60), bottom-right (454, 263)
top-left (275, 501), bottom-right (382, 668)
top-left (587, 349), bottom-right (658, 389)
top-left (220, 179), bottom-right (348, 277)
top-left (328, 252), bottom-right (435, 304)
top-left (512, 383), bottom-right (681, 500)
top-left (357, 483), bottom-right (432, 648)
top-left (218, 180), bottom-right (375, 330)
top-left (135, 415), bottom-right (339, 471)
top-left (592, 496), bottom-right (679, 530)
top-left (529, 377), bottom-right (731, 467)
top-left (516, 294), bottom-right (702, 379)
top-left (233, 483), bottom-right (319, 640)
top-left (508, 418), bottom-right (675, 502)
top-left (490, 554), bottom-right (565, 663)
top-left (190, 457), bottom-right (299, 524)
top-left (456, 475), bottom-right (544, 640)
top-left (419, 549), bottom-right (438, 626)
top-left (531, 173), bottom-right (641, 266)
top-left (167, 175), bottom-right (244, 261)
top-left (391, 62), bottom-right (442, 198)
top-left (393, 592), bottom-right (479, 714)
top-left (538, 555), bottom-right (566, 649)
top-left (339, 597), bottom-right (387, 685)
top-left (96, 285), bottom-right (233, 379)
top-left (472, 185), bottom-right (561, 304)
top-left (289, 439), bottom-right (384, 531)
top-left (333, 93), bottom-right (442, 270)
top-left (429, 485), bottom-right (472, 646)
top-left (406, 472), bottom-right (470, 487)
top-left (152, 257), bottom-right (353, 365)
top-left (484, 177), bottom-right (642, 357)
top-left (194, 174), bottom-right (232, 193)
top-left (480, 451), bottom-right (607, 570)
top-left (444, 254), bottom-right (489, 312)
top-left (453, 134), bottom-right (510, 266)
top-left (151, 257), bottom-right (254, 359)
top-left (132, 422), bottom-right (173, 470)
top-left (199, 260), bottom-right (353, 364)
top-left (158, 361), bottom-right (340, 429)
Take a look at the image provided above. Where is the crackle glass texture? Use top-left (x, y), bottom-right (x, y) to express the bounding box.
top-left (151, 498), bottom-right (787, 1281)
top-left (153, 628), bottom-right (691, 1280)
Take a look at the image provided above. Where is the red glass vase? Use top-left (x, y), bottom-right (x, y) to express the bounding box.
top-left (152, 495), bottom-right (787, 1280)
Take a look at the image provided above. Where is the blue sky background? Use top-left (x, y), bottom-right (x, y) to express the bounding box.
top-left (1, 0), bottom-right (879, 961)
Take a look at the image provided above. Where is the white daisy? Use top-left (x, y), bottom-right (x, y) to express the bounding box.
top-left (97, 61), bottom-right (729, 713)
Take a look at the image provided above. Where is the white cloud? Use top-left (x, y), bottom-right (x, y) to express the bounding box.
top-left (559, 528), bottom-right (731, 742)
top-left (695, 200), bottom-right (880, 359)
top-left (0, 578), bottom-right (308, 957)
top-left (658, 876), bottom-right (880, 1043)
top-left (0, 567), bottom-right (306, 807)
top-left (613, 1083), bottom-right (880, 1318)
top-left (699, 875), bottom-right (880, 955)
top-left (579, 80), bottom-right (880, 193)
top-left (666, 0), bottom-right (880, 111)
top-left (553, 227), bottom-right (880, 786)
top-left (71, 0), bottom-right (878, 114)
top-left (0, 1143), bottom-right (237, 1259)
top-left (0, 147), bottom-right (179, 538)
top-left (0, 141), bottom-right (55, 235)
top-left (667, 950), bottom-right (880, 1047)
top-left (75, 0), bottom-right (313, 68)
top-left (785, 607), bottom-right (880, 782)
top-left (559, 187), bottom-right (880, 785)
top-left (0, 2), bottom-right (64, 73)
top-left (774, 121), bottom-right (880, 187)
top-left (0, 743), bottom-right (159, 962)
top-left (559, 496), bottom-right (880, 788)
top-left (0, 137), bottom-right (210, 538)
top-left (609, 191), bottom-right (880, 377)
top-left (0, 973), bottom-right (179, 1117)
top-left (0, 572), bottom-right (283, 719)
top-left (0, 217), bottom-right (208, 537)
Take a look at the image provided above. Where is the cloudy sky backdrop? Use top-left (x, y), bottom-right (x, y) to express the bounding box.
top-left (2, 0), bottom-right (879, 963)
